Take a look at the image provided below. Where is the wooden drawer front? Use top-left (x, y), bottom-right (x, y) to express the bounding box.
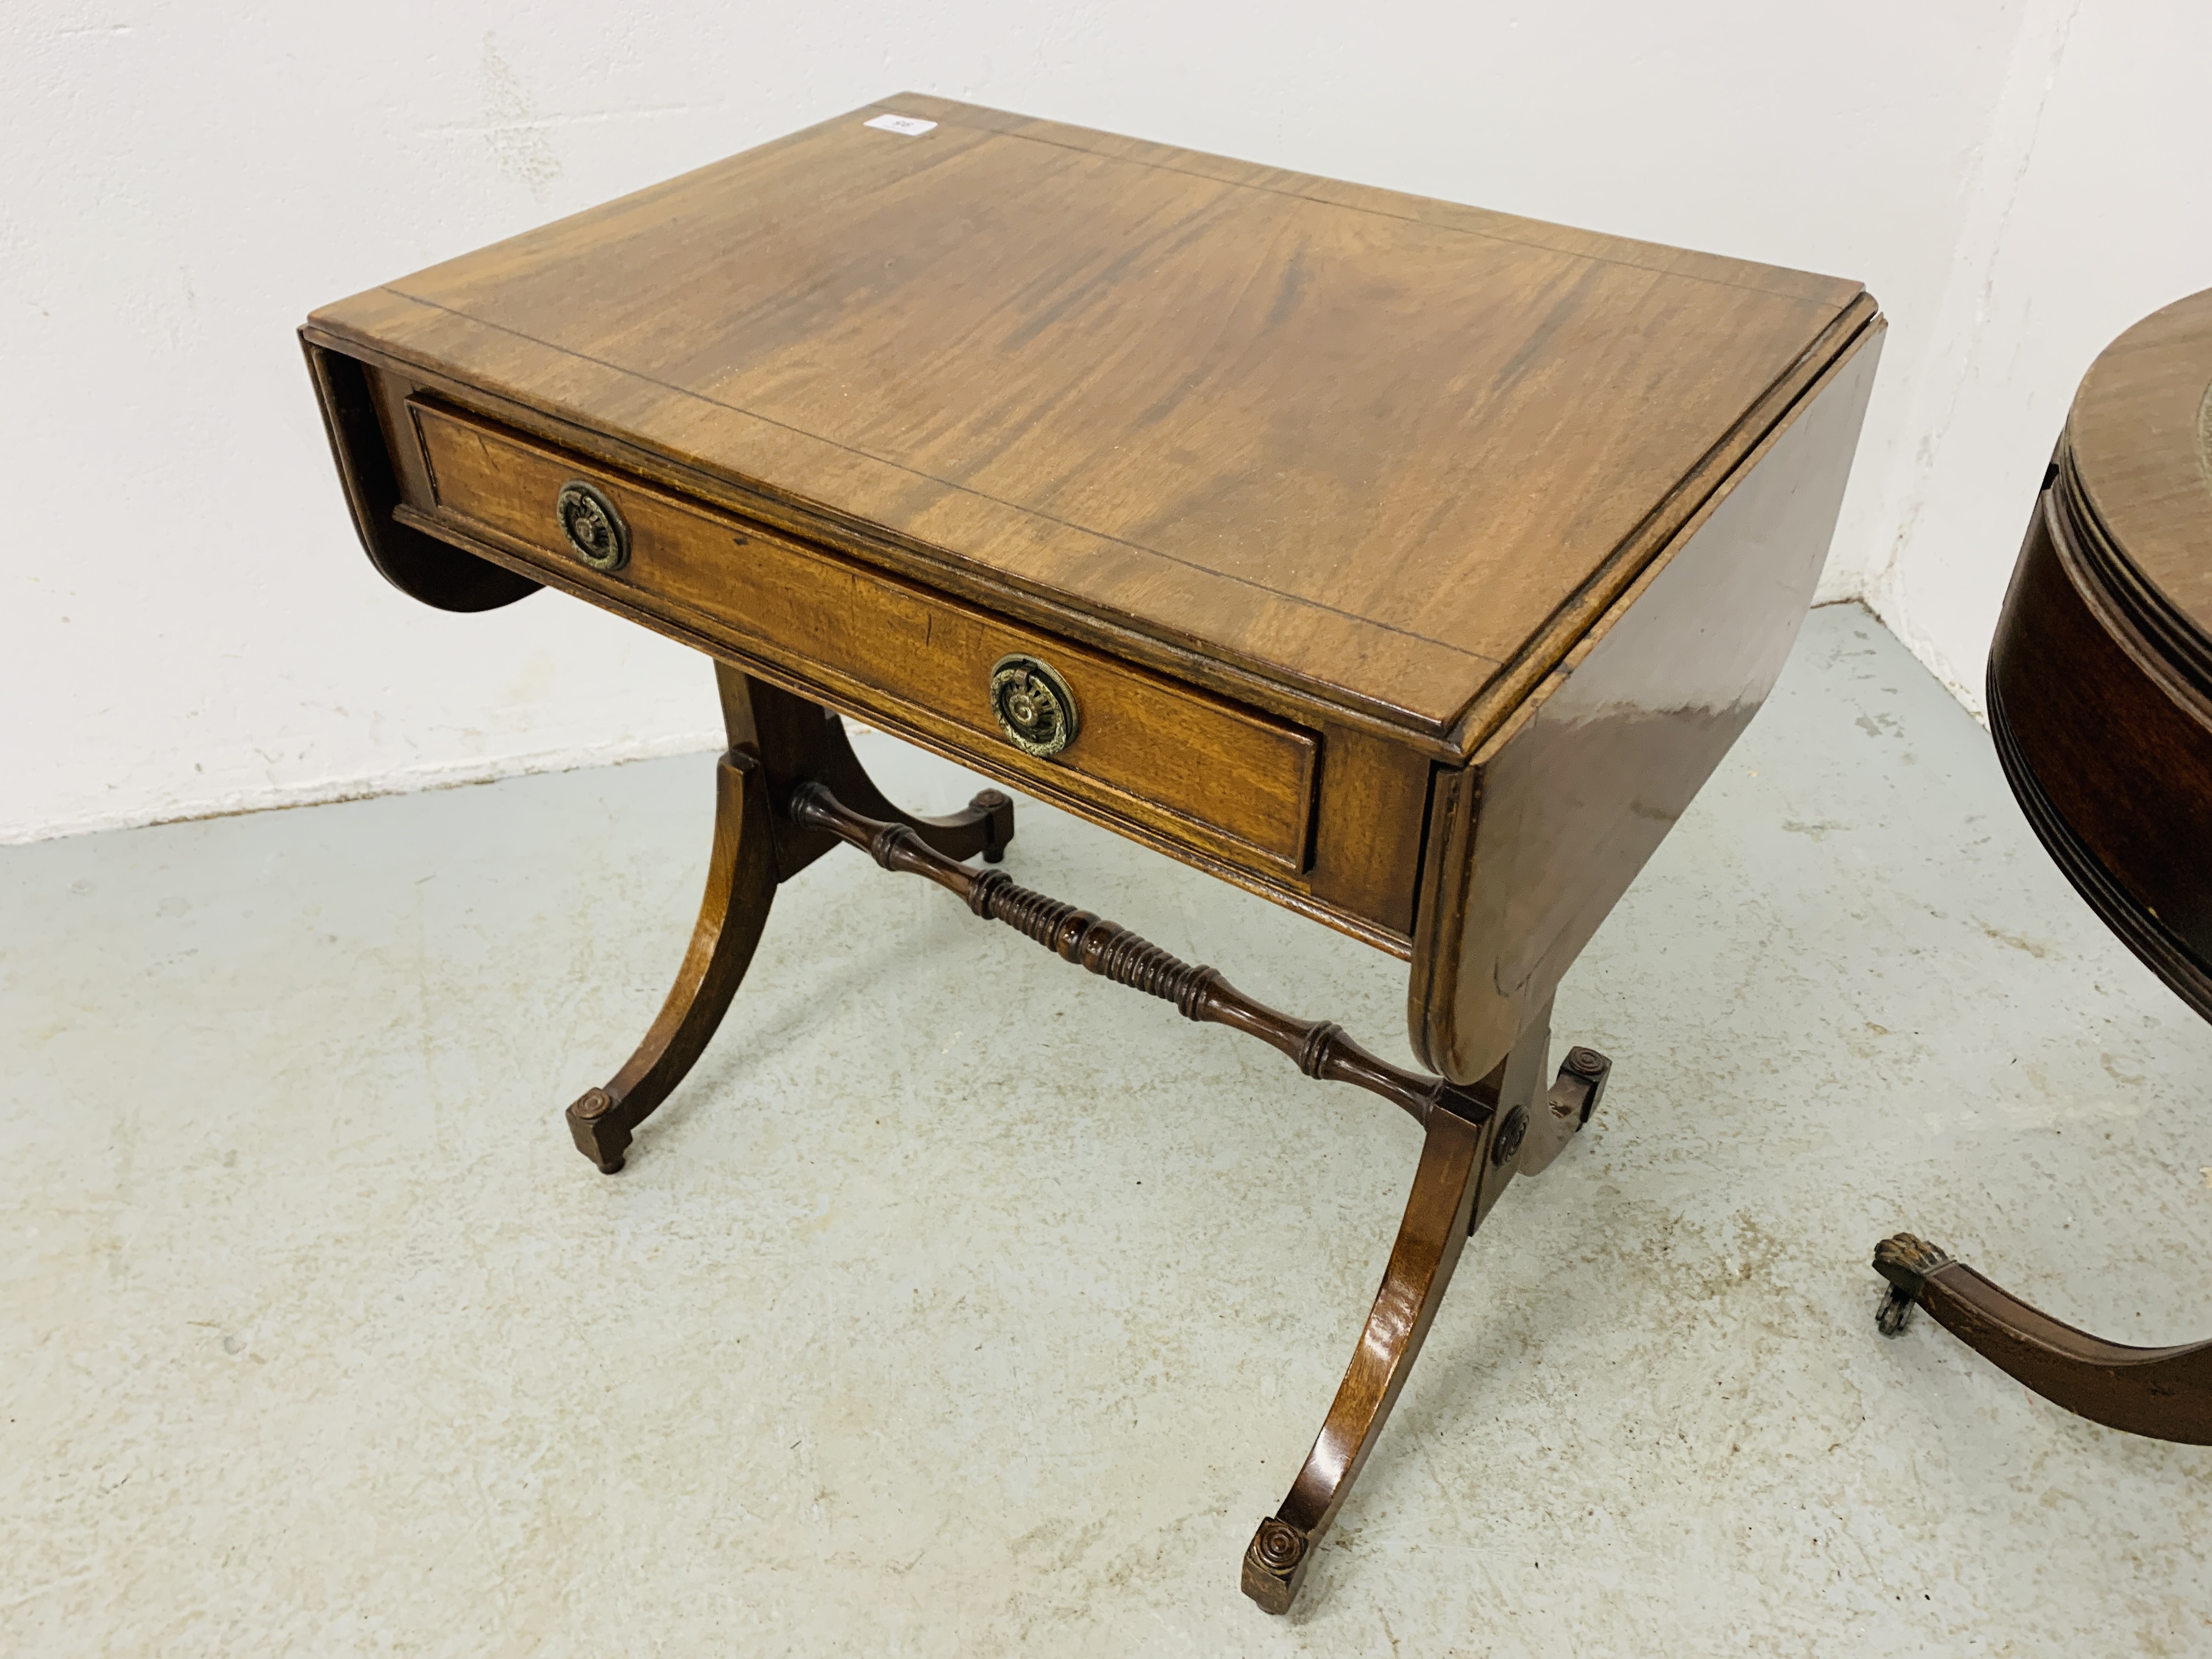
top-left (411, 400), bottom-right (1317, 870)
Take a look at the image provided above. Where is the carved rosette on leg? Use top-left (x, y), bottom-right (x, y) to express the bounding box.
top-left (567, 1086), bottom-right (627, 1173)
top-left (1241, 1517), bottom-right (1314, 1613)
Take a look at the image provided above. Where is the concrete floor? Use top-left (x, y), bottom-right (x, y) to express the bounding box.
top-left (7, 602), bottom-right (2212, 1657)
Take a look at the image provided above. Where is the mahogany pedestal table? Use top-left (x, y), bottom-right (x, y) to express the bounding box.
top-left (1875, 287), bottom-right (2212, 1441)
top-left (301, 95), bottom-right (1884, 1611)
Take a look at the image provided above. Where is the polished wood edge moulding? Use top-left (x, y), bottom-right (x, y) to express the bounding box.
top-left (299, 321), bottom-right (1476, 760)
top-left (1990, 661), bottom-right (2212, 1020)
top-left (300, 331), bottom-right (1427, 956)
top-left (2054, 444), bottom-right (2212, 720)
top-left (1405, 324), bottom-right (1887, 1082)
top-left (1991, 481), bottom-right (2212, 1018)
top-left (1445, 296), bottom-right (1880, 754)
top-left (402, 393), bottom-right (1325, 881)
top-left (297, 292), bottom-right (1878, 763)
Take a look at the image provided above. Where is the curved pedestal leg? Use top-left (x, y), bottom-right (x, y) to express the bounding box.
top-left (731, 661), bottom-right (1013, 872)
top-left (1873, 1233), bottom-right (2212, 1443)
top-left (805, 712), bottom-right (1013, 865)
top-left (1243, 1097), bottom-right (1498, 1612)
top-left (1238, 1013), bottom-right (1602, 1613)
top-left (564, 663), bottom-right (1018, 1173)
top-left (787, 783), bottom-right (1611, 1609)
top-left (566, 748), bottom-right (779, 1172)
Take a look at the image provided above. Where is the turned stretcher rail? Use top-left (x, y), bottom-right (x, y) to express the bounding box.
top-left (788, 781), bottom-right (1496, 1129)
top-left (556, 693), bottom-right (1611, 1619)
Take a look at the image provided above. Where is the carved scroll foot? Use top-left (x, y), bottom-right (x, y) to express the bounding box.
top-left (563, 747), bottom-right (778, 1172)
top-left (1240, 1516), bottom-right (1318, 1613)
top-left (1510, 1027), bottom-right (1612, 1183)
top-left (1872, 1232), bottom-right (2212, 1442)
top-left (565, 1085), bottom-right (627, 1175)
top-left (1244, 1096), bottom-right (1494, 1612)
top-left (1242, 1020), bottom-right (1564, 1614)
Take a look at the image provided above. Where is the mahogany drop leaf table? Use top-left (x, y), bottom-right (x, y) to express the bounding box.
top-left (302, 95), bottom-right (1883, 1611)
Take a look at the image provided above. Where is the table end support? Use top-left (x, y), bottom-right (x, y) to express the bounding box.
top-left (782, 780), bottom-right (1623, 1613)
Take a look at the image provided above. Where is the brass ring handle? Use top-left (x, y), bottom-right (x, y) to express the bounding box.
top-left (988, 654), bottom-right (1079, 757)
top-left (556, 479), bottom-right (629, 572)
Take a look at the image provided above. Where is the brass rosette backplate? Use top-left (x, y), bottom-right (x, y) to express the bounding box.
top-left (988, 654), bottom-right (1080, 757)
top-left (555, 479), bottom-right (629, 573)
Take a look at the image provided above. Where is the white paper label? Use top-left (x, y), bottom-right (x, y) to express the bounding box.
top-left (864, 114), bottom-right (937, 137)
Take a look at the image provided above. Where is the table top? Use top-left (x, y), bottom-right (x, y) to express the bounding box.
top-left (2068, 284), bottom-right (2212, 680)
top-left (311, 93), bottom-right (1870, 753)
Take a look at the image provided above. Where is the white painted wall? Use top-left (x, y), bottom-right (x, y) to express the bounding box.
top-left (1849, 0), bottom-right (2212, 710)
top-left (3, 1), bottom-right (2194, 842)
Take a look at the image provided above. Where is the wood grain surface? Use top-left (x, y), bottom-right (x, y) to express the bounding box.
top-left (1412, 326), bottom-right (1882, 1081)
top-left (304, 91), bottom-right (1883, 1029)
top-left (410, 396), bottom-right (1320, 874)
top-left (307, 93), bottom-right (1868, 753)
top-left (1989, 452), bottom-right (2212, 1018)
top-left (2067, 285), bottom-right (2212, 655)
top-left (1985, 285), bottom-right (2212, 1015)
